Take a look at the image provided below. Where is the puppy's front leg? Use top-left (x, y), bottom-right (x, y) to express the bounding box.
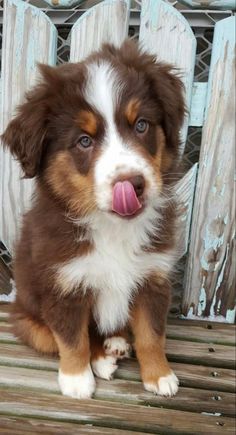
top-left (130, 276), bottom-right (179, 397)
top-left (43, 295), bottom-right (95, 399)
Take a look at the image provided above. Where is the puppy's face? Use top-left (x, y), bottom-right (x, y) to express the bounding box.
top-left (2, 41), bottom-right (185, 220)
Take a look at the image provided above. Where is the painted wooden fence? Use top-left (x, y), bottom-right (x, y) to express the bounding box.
top-left (0, 0), bottom-right (235, 323)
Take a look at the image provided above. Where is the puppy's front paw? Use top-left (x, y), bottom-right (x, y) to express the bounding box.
top-left (92, 355), bottom-right (118, 380)
top-left (104, 336), bottom-right (131, 359)
top-left (144, 371), bottom-right (179, 397)
top-left (58, 365), bottom-right (96, 399)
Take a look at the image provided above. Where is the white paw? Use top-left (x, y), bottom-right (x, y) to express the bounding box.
top-left (144, 371), bottom-right (179, 397)
top-left (104, 336), bottom-right (131, 359)
top-left (58, 365), bottom-right (96, 399)
top-left (92, 355), bottom-right (118, 380)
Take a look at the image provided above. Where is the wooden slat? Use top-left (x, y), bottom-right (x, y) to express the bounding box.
top-left (174, 164), bottom-right (198, 257)
top-left (1, 304), bottom-right (235, 345)
top-left (0, 365), bottom-right (235, 417)
top-left (0, 0), bottom-right (57, 252)
top-left (0, 389), bottom-right (235, 434)
top-left (0, 325), bottom-right (234, 368)
top-left (0, 422), bottom-right (140, 435)
top-left (0, 341), bottom-right (235, 394)
top-left (139, 0), bottom-right (196, 154)
top-left (189, 82), bottom-right (208, 127)
top-left (0, 416), bottom-right (150, 435)
top-left (70, 0), bottom-right (130, 62)
top-left (183, 16), bottom-right (236, 323)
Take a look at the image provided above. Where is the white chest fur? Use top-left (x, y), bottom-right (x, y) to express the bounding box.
top-left (56, 212), bottom-right (175, 334)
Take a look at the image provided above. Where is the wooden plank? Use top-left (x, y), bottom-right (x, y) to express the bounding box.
top-left (0, 389), bottom-right (235, 434)
top-left (174, 164), bottom-right (198, 257)
top-left (0, 325), bottom-right (234, 368)
top-left (167, 318), bottom-right (236, 345)
top-left (0, 342), bottom-right (235, 393)
top-left (0, 416), bottom-right (150, 435)
top-left (139, 0), bottom-right (196, 154)
top-left (179, 1), bottom-right (236, 10)
top-left (70, 0), bottom-right (130, 62)
top-left (0, 0), bottom-right (57, 252)
top-left (189, 82), bottom-right (208, 127)
top-left (0, 365), bottom-right (235, 416)
top-left (2, 304), bottom-right (235, 345)
top-left (183, 16), bottom-right (236, 323)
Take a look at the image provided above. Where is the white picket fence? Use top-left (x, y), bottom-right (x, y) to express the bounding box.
top-left (0, 0), bottom-right (235, 323)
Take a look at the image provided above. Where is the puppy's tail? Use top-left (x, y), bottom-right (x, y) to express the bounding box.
top-left (11, 303), bottom-right (58, 354)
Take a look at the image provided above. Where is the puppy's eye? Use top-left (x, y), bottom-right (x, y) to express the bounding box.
top-left (78, 135), bottom-right (93, 148)
top-left (135, 119), bottom-right (148, 134)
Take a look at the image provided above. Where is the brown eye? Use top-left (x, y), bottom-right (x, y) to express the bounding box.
top-left (78, 135), bottom-right (92, 148)
top-left (135, 119), bottom-right (148, 134)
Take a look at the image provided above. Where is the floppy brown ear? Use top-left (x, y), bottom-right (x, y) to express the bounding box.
top-left (1, 62), bottom-right (66, 178)
top-left (1, 77), bottom-right (50, 178)
top-left (151, 64), bottom-right (186, 152)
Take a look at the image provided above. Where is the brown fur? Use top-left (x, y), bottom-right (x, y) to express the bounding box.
top-left (2, 40), bottom-right (185, 385)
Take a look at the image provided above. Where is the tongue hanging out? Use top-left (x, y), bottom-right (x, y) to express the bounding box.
top-left (112, 180), bottom-right (142, 217)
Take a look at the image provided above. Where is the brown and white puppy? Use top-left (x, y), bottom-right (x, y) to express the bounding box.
top-left (2, 40), bottom-right (185, 399)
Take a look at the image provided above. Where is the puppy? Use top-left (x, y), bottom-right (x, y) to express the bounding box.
top-left (2, 40), bottom-right (185, 399)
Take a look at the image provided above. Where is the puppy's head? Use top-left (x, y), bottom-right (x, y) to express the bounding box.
top-left (2, 40), bottom-right (185, 220)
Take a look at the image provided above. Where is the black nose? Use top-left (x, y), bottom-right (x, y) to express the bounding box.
top-left (129, 175), bottom-right (145, 197)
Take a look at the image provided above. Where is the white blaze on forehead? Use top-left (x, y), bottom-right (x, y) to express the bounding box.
top-left (85, 61), bottom-right (123, 124)
top-left (85, 61), bottom-right (159, 212)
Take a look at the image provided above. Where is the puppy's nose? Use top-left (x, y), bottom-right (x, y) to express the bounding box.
top-left (128, 175), bottom-right (145, 197)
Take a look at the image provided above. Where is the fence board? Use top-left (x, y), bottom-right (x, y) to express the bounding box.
top-left (139, 0), bottom-right (196, 154)
top-left (183, 16), bottom-right (236, 323)
top-left (179, 1), bottom-right (236, 10)
top-left (70, 0), bottom-right (130, 62)
top-left (0, 0), bottom-right (57, 252)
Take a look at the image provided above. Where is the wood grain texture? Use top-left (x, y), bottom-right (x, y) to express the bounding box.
top-left (183, 16), bottom-right (236, 323)
top-left (179, 1), bottom-right (236, 10)
top-left (70, 0), bottom-right (130, 62)
top-left (174, 164), bottom-right (198, 257)
top-left (139, 0), bottom-right (196, 154)
top-left (0, 389), bottom-right (235, 434)
top-left (0, 365), bottom-right (235, 416)
top-left (0, 416), bottom-right (148, 435)
top-left (189, 83), bottom-right (208, 127)
top-left (0, 326), bottom-right (234, 368)
top-left (0, 415), bottom-right (143, 435)
top-left (0, 0), bottom-right (57, 252)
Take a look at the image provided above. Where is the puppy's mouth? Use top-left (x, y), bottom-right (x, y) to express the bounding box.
top-left (111, 180), bottom-right (143, 218)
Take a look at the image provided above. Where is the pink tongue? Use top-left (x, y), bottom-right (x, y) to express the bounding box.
top-left (112, 181), bottom-right (142, 216)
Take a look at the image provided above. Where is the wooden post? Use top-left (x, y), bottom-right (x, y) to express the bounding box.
top-left (183, 16), bottom-right (236, 323)
top-left (0, 0), bottom-right (57, 252)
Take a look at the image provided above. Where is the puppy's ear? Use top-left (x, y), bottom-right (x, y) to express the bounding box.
top-left (151, 63), bottom-right (186, 152)
top-left (1, 64), bottom-right (57, 178)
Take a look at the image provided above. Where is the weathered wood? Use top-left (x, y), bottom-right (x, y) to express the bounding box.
top-left (0, 342), bottom-right (235, 393)
top-left (0, 415), bottom-right (143, 435)
top-left (0, 389), bottom-right (235, 434)
top-left (174, 164), bottom-right (198, 257)
top-left (0, 324), bottom-right (234, 369)
top-left (179, 1), bottom-right (236, 10)
top-left (0, 416), bottom-right (149, 435)
top-left (1, 304), bottom-right (235, 345)
top-left (0, 0), bottom-right (57, 252)
top-left (183, 16), bottom-right (236, 323)
top-left (0, 365), bottom-right (235, 416)
top-left (70, 0), bottom-right (130, 62)
top-left (189, 83), bottom-right (208, 127)
top-left (139, 0), bottom-right (196, 154)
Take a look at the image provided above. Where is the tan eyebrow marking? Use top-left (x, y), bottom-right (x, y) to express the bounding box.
top-left (125, 98), bottom-right (141, 125)
top-left (75, 110), bottom-right (98, 136)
